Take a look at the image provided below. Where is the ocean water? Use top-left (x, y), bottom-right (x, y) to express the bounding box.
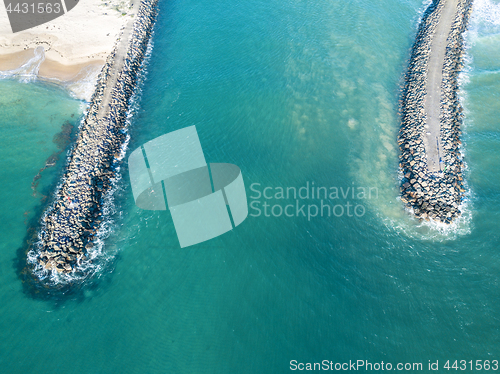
top-left (1, 0), bottom-right (499, 372)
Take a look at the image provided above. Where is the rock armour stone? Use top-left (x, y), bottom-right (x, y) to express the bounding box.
top-left (399, 0), bottom-right (473, 224)
top-left (30, 0), bottom-right (159, 276)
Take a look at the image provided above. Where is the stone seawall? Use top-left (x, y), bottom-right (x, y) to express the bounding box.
top-left (398, 0), bottom-right (473, 223)
top-left (28, 0), bottom-right (158, 277)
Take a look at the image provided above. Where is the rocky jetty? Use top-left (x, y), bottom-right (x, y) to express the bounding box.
top-left (399, 0), bottom-right (473, 223)
top-left (29, 0), bottom-right (158, 276)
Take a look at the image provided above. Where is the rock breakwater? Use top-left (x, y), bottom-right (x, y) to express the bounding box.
top-left (28, 0), bottom-right (158, 278)
top-left (399, 0), bottom-right (473, 224)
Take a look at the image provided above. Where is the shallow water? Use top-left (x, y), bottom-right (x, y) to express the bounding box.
top-left (0, 0), bottom-right (499, 372)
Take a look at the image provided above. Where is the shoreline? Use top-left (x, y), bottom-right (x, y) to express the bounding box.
top-left (398, 0), bottom-right (473, 224)
top-left (0, 47), bottom-right (108, 101)
top-left (26, 0), bottom-right (158, 282)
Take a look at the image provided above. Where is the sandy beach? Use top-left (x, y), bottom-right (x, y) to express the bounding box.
top-left (0, 0), bottom-right (137, 100)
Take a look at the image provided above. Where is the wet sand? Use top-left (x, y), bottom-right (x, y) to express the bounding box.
top-left (0, 49), bottom-right (34, 70)
top-left (38, 59), bottom-right (105, 82)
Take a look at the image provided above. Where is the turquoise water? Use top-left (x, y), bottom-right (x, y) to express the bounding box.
top-left (1, 0), bottom-right (500, 372)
